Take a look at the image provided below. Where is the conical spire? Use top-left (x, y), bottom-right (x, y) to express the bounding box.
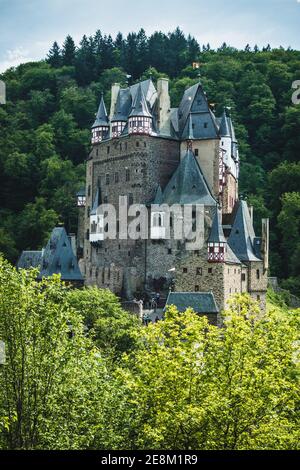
top-left (228, 201), bottom-right (260, 261)
top-left (219, 108), bottom-right (231, 137)
top-left (208, 208), bottom-right (227, 243)
top-left (129, 83), bottom-right (152, 118)
top-left (92, 94), bottom-right (109, 128)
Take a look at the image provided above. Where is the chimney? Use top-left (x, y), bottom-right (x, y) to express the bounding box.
top-left (110, 83), bottom-right (120, 121)
top-left (157, 78), bottom-right (171, 136)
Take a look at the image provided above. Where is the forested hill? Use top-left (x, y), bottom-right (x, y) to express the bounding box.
top-left (0, 28), bottom-right (300, 294)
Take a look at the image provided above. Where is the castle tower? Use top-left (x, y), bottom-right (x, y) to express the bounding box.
top-left (128, 83), bottom-right (153, 135)
top-left (91, 94), bottom-right (109, 144)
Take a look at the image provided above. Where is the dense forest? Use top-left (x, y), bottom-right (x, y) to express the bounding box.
top-left (0, 28), bottom-right (300, 293)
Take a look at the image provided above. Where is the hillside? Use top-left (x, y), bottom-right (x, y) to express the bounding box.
top-left (0, 28), bottom-right (300, 294)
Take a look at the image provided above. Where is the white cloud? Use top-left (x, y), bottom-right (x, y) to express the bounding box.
top-left (0, 47), bottom-right (36, 73)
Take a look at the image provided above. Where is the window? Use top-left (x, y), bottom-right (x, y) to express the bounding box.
top-left (107, 146), bottom-right (110, 154)
top-left (256, 269), bottom-right (260, 280)
top-left (119, 143), bottom-right (122, 151)
top-left (96, 149), bottom-right (99, 156)
top-left (208, 268), bottom-right (213, 274)
top-left (183, 268), bottom-right (188, 273)
top-left (195, 149), bottom-right (199, 157)
top-left (104, 195), bottom-right (108, 204)
top-left (195, 285), bottom-right (200, 292)
top-left (257, 295), bottom-right (261, 301)
top-left (144, 142), bottom-right (147, 148)
top-left (88, 185), bottom-right (91, 197)
top-left (197, 267), bottom-right (202, 275)
top-left (168, 248), bottom-right (172, 255)
top-left (128, 193), bottom-right (134, 205)
top-left (105, 173), bottom-right (110, 185)
top-left (242, 273), bottom-right (246, 282)
top-left (125, 168), bottom-right (130, 182)
top-left (204, 122), bottom-right (208, 128)
top-left (136, 141), bottom-right (140, 147)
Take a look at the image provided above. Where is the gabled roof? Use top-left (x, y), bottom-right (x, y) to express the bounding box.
top-left (38, 227), bottom-right (83, 281)
top-left (208, 208), bottom-right (227, 243)
top-left (90, 188), bottom-right (102, 215)
top-left (17, 251), bottom-right (43, 270)
top-left (129, 83), bottom-right (152, 118)
top-left (165, 292), bottom-right (219, 314)
top-left (178, 83), bottom-right (219, 140)
top-left (92, 94), bottom-right (109, 128)
top-left (161, 149), bottom-right (216, 206)
top-left (219, 109), bottom-right (231, 137)
top-left (228, 201), bottom-right (261, 262)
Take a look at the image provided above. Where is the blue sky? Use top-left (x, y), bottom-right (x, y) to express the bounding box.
top-left (0, 0), bottom-right (300, 72)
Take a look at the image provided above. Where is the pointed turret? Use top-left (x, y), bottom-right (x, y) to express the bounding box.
top-left (219, 109), bottom-right (231, 137)
top-left (91, 94), bottom-right (109, 144)
top-left (207, 209), bottom-right (226, 263)
top-left (128, 83), bottom-right (153, 135)
top-left (228, 201), bottom-right (261, 262)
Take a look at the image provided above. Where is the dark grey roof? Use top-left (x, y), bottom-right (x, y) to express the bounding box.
top-left (228, 115), bottom-right (237, 143)
top-left (90, 188), bottom-right (102, 215)
top-left (165, 292), bottom-right (219, 314)
top-left (129, 83), bottom-right (152, 118)
top-left (38, 227), bottom-right (83, 281)
top-left (17, 251), bottom-right (42, 270)
top-left (178, 83), bottom-right (219, 140)
top-left (161, 149), bottom-right (217, 206)
top-left (92, 94), bottom-right (109, 128)
top-left (112, 79), bottom-right (157, 123)
top-left (187, 113), bottom-right (194, 140)
top-left (76, 187), bottom-right (85, 197)
top-left (208, 208), bottom-right (227, 243)
top-left (219, 109), bottom-right (231, 137)
top-left (228, 201), bottom-right (261, 262)
top-left (112, 88), bottom-right (132, 122)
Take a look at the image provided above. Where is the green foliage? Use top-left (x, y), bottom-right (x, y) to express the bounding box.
top-left (0, 257), bottom-right (107, 449)
top-left (105, 296), bottom-right (300, 450)
top-left (66, 287), bottom-right (141, 360)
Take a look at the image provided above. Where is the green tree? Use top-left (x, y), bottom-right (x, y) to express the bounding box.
top-left (0, 258), bottom-right (107, 449)
top-left (107, 297), bottom-right (300, 450)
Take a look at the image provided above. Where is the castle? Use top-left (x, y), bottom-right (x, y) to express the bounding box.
top-left (77, 77), bottom-right (269, 324)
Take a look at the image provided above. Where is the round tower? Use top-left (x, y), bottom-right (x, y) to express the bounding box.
top-left (91, 94), bottom-right (109, 144)
top-left (128, 83), bottom-right (153, 135)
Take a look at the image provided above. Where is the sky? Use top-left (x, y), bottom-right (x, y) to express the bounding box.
top-left (0, 0), bottom-right (300, 73)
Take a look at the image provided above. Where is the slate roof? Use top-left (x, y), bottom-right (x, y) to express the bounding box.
top-left (129, 83), bottom-right (152, 118)
top-left (17, 251), bottom-right (43, 270)
top-left (112, 79), bottom-right (157, 123)
top-left (228, 201), bottom-right (261, 262)
top-left (92, 94), bottom-right (109, 128)
top-left (208, 208), bottom-right (227, 243)
top-left (38, 227), bottom-right (83, 281)
top-left (219, 109), bottom-right (231, 137)
top-left (178, 83), bottom-right (220, 140)
top-left (161, 149), bottom-right (217, 206)
top-left (76, 187), bottom-right (86, 197)
top-left (165, 292), bottom-right (219, 314)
